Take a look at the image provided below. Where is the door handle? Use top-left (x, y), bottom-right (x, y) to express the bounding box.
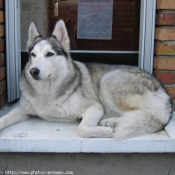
top-left (54, 0), bottom-right (59, 16)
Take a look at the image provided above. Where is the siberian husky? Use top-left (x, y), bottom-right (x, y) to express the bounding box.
top-left (0, 20), bottom-right (172, 139)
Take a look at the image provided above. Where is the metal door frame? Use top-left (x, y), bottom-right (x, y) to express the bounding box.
top-left (139, 0), bottom-right (156, 74)
top-left (5, 0), bottom-right (21, 102)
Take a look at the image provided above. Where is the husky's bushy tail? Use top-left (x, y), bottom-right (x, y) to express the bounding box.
top-left (113, 110), bottom-right (166, 139)
top-left (101, 88), bottom-right (173, 139)
top-left (114, 100), bottom-right (172, 139)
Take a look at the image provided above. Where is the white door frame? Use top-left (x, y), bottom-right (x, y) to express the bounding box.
top-left (5, 0), bottom-right (156, 102)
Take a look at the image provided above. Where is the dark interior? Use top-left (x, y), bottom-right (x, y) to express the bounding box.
top-left (21, 52), bottom-right (138, 70)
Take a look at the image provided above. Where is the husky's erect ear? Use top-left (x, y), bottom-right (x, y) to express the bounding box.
top-left (52, 20), bottom-right (70, 53)
top-left (27, 22), bottom-right (41, 52)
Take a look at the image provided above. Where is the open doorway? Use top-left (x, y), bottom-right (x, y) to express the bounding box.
top-left (5, 0), bottom-right (156, 102)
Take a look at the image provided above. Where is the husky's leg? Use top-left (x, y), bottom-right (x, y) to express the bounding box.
top-left (0, 105), bottom-right (30, 130)
top-left (78, 103), bottom-right (113, 138)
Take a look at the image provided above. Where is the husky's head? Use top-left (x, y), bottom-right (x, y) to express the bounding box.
top-left (26, 20), bottom-right (70, 81)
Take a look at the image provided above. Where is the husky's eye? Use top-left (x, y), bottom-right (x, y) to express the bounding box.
top-left (46, 52), bottom-right (54, 57)
top-left (31, 53), bottom-right (36, 57)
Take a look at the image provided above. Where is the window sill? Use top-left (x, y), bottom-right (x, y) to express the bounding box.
top-left (0, 105), bottom-right (175, 153)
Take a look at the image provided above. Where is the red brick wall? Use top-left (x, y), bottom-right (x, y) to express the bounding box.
top-left (0, 0), bottom-right (6, 108)
top-left (154, 0), bottom-right (175, 98)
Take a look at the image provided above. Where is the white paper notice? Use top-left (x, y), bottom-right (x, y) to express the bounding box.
top-left (77, 0), bottom-right (113, 40)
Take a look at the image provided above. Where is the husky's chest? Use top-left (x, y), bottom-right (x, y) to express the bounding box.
top-left (27, 93), bottom-right (84, 121)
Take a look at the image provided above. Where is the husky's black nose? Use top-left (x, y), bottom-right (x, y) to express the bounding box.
top-left (30, 68), bottom-right (40, 77)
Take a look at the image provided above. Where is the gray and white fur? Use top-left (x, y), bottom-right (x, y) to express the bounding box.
top-left (0, 20), bottom-right (172, 139)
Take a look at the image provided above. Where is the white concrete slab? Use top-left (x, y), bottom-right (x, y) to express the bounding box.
top-left (0, 117), bottom-right (175, 153)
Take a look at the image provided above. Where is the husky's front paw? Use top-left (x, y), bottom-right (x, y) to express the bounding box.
top-left (100, 118), bottom-right (118, 127)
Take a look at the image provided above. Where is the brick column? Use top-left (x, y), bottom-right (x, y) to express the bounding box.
top-left (0, 0), bottom-right (6, 108)
top-left (154, 0), bottom-right (175, 98)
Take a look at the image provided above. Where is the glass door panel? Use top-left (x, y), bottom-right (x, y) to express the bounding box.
top-left (47, 0), bottom-right (140, 51)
